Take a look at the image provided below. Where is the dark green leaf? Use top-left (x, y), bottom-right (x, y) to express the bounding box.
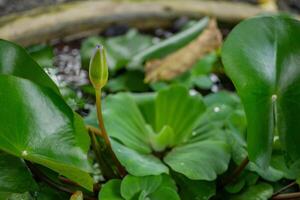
top-left (0, 152), bottom-right (37, 193)
top-left (172, 173), bottom-right (215, 200)
top-left (0, 40), bottom-right (59, 94)
top-left (0, 75), bottom-right (93, 191)
top-left (228, 183), bottom-right (273, 200)
top-left (27, 44), bottom-right (54, 68)
top-left (222, 15), bottom-right (300, 167)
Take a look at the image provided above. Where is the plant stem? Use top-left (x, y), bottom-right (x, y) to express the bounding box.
top-left (272, 181), bottom-right (298, 197)
top-left (26, 162), bottom-right (96, 200)
top-left (219, 157), bottom-right (249, 188)
top-left (95, 89), bottom-right (110, 146)
top-left (271, 192), bottom-right (300, 200)
top-left (93, 91), bottom-right (126, 177)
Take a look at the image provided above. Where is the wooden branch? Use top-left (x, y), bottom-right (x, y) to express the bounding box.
top-left (0, 0), bottom-right (274, 46)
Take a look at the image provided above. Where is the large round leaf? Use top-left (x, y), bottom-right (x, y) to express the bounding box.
top-left (0, 75), bottom-right (92, 190)
top-left (0, 40), bottom-right (59, 94)
top-left (222, 15), bottom-right (300, 167)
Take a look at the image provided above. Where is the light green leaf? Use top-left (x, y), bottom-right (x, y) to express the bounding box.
top-left (149, 125), bottom-right (175, 152)
top-left (111, 140), bottom-right (168, 176)
top-left (164, 129), bottom-right (230, 181)
top-left (228, 183), bottom-right (273, 200)
top-left (81, 30), bottom-right (153, 71)
top-left (121, 175), bottom-right (162, 199)
top-left (120, 175), bottom-right (179, 200)
top-left (99, 180), bottom-right (123, 200)
top-left (192, 75), bottom-right (213, 89)
top-left (102, 93), bottom-right (152, 154)
top-left (155, 85), bottom-right (206, 145)
top-left (0, 152), bottom-right (37, 193)
top-left (222, 15), bottom-right (300, 167)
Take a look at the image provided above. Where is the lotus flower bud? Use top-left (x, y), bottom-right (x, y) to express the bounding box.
top-left (89, 45), bottom-right (108, 89)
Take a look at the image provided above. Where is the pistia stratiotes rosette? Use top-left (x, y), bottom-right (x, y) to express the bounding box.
top-left (86, 85), bottom-right (231, 181)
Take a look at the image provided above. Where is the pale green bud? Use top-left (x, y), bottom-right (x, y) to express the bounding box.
top-left (89, 45), bottom-right (109, 89)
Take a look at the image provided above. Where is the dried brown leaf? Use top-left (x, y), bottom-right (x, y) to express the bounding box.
top-left (145, 19), bottom-right (222, 83)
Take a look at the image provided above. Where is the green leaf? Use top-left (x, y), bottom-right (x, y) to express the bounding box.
top-left (155, 85), bottom-right (206, 145)
top-left (227, 123), bottom-right (294, 182)
top-left (105, 70), bottom-right (149, 92)
top-left (111, 140), bottom-right (168, 176)
top-left (149, 125), bottom-right (175, 152)
top-left (0, 75), bottom-right (93, 191)
top-left (120, 175), bottom-right (179, 200)
top-left (192, 75), bottom-right (213, 89)
top-left (0, 152), bottom-right (37, 193)
top-left (222, 15), bottom-right (300, 167)
top-left (0, 39), bottom-right (59, 94)
top-left (191, 52), bottom-right (218, 76)
top-left (121, 175), bottom-right (162, 199)
top-left (27, 44), bottom-right (54, 68)
top-left (148, 187), bottom-right (181, 200)
top-left (106, 29), bottom-right (153, 71)
top-left (81, 30), bottom-right (153, 71)
top-left (102, 93), bottom-right (152, 154)
top-left (87, 85), bottom-right (228, 180)
top-left (172, 173), bottom-right (215, 200)
top-left (129, 17), bottom-right (209, 68)
top-left (203, 91), bottom-right (241, 108)
top-left (228, 183), bottom-right (273, 200)
top-left (164, 129), bottom-right (230, 181)
top-left (99, 179), bottom-right (123, 200)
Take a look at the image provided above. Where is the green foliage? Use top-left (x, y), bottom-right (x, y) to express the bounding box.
top-left (2, 14), bottom-right (300, 200)
top-left (86, 85), bottom-right (231, 180)
top-left (27, 44), bottom-right (54, 68)
top-left (172, 173), bottom-right (216, 200)
top-left (222, 14), bottom-right (300, 168)
top-left (0, 152), bottom-right (38, 193)
top-left (227, 183), bottom-right (273, 200)
top-left (99, 174), bottom-right (180, 200)
top-left (0, 40), bottom-right (93, 191)
top-left (81, 29), bottom-right (153, 72)
top-left (128, 17), bottom-right (209, 68)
